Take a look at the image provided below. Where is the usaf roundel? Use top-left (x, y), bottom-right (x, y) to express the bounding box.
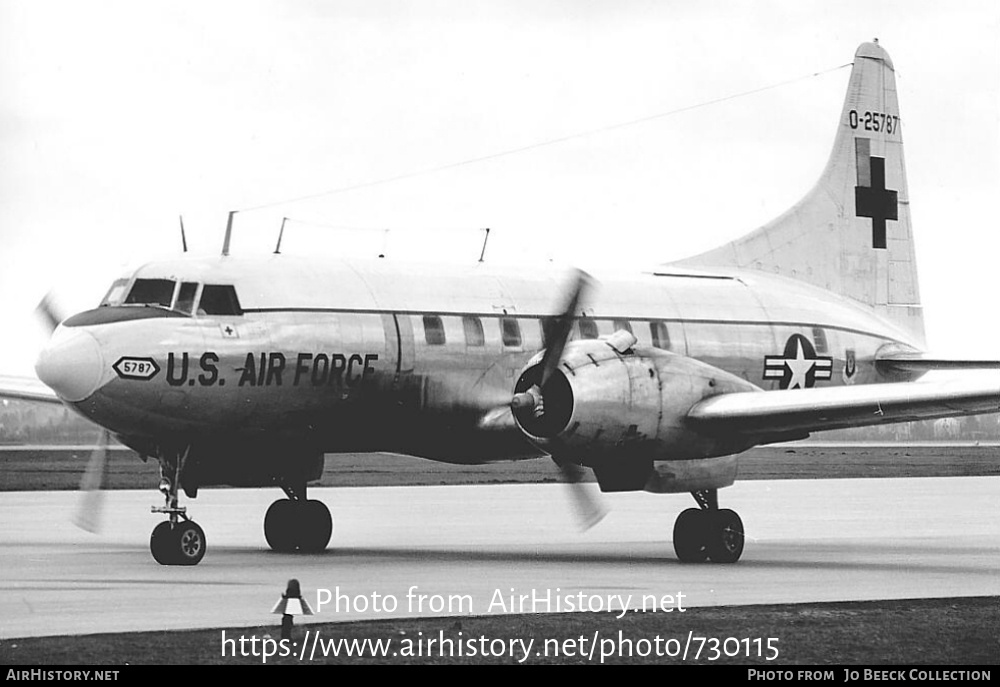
top-left (763, 335), bottom-right (833, 390)
top-left (113, 356), bottom-right (160, 381)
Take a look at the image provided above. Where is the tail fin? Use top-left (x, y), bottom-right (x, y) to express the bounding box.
top-left (676, 41), bottom-right (924, 346)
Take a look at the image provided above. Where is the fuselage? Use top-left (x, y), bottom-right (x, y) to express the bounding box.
top-left (36, 254), bottom-right (922, 472)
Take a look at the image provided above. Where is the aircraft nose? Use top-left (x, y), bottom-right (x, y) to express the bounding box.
top-left (35, 328), bottom-right (105, 402)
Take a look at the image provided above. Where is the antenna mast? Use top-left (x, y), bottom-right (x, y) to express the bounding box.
top-left (478, 227), bottom-right (491, 263)
top-left (221, 210), bottom-right (237, 256)
top-left (274, 217), bottom-right (288, 254)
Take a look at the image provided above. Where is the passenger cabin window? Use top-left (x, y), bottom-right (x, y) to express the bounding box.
top-left (100, 278), bottom-right (130, 307)
top-left (613, 319), bottom-right (633, 335)
top-left (174, 282), bottom-right (199, 314)
top-left (501, 318), bottom-right (522, 347)
top-left (650, 321), bottom-right (671, 350)
top-left (199, 284), bottom-right (243, 316)
top-left (124, 279), bottom-right (175, 307)
top-left (578, 318), bottom-right (598, 340)
top-left (812, 327), bottom-right (829, 354)
top-left (423, 316), bottom-right (446, 345)
top-left (463, 316), bottom-right (485, 347)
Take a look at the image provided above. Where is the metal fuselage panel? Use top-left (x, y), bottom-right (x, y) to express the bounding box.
top-left (67, 256), bottom-right (920, 463)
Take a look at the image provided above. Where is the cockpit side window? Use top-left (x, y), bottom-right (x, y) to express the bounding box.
top-left (124, 279), bottom-right (176, 307)
top-left (174, 282), bottom-right (199, 315)
top-left (100, 278), bottom-right (130, 307)
top-left (199, 284), bottom-right (243, 316)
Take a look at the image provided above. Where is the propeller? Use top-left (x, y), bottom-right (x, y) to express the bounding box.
top-left (36, 292), bottom-right (63, 334)
top-left (73, 428), bottom-right (110, 533)
top-left (510, 268), bottom-right (594, 412)
top-left (36, 291), bottom-right (110, 533)
top-left (510, 269), bottom-right (606, 529)
top-left (554, 458), bottom-right (608, 530)
top-left (539, 268), bottom-right (593, 388)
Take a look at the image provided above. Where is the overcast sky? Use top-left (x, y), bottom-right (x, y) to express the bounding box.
top-left (1, 1), bottom-right (998, 376)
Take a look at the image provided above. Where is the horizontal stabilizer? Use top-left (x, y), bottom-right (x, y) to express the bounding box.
top-left (688, 379), bottom-right (1000, 437)
top-left (875, 351), bottom-right (1000, 374)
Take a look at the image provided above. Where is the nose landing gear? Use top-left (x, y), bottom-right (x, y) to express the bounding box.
top-left (150, 447), bottom-right (207, 566)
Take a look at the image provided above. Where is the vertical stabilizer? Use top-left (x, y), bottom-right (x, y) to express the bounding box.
top-left (677, 41), bottom-right (924, 346)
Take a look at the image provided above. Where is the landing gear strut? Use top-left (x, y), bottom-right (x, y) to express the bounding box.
top-left (672, 489), bottom-right (744, 564)
top-left (150, 447), bottom-right (207, 566)
top-left (264, 481), bottom-right (333, 553)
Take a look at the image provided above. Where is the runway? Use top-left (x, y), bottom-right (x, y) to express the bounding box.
top-left (1, 477), bottom-right (997, 639)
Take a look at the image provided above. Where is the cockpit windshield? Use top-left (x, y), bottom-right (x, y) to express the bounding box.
top-left (123, 279), bottom-right (176, 307)
top-left (99, 278), bottom-right (130, 307)
top-left (175, 282), bottom-right (199, 314)
top-left (99, 277), bottom-right (243, 316)
top-left (199, 284), bottom-right (243, 316)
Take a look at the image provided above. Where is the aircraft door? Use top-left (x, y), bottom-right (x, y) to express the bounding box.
top-left (381, 313), bottom-right (415, 375)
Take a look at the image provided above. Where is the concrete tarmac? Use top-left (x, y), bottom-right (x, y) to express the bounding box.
top-left (1, 477), bottom-right (997, 639)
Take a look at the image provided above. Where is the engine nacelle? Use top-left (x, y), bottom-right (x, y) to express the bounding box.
top-left (512, 335), bottom-right (761, 471)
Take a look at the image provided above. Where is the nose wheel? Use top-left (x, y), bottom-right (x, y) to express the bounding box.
top-left (150, 446), bottom-right (207, 566)
top-left (672, 490), bottom-right (745, 564)
top-left (150, 519), bottom-right (207, 566)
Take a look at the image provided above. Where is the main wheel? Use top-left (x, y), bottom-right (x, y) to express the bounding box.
top-left (298, 500), bottom-right (333, 553)
top-left (706, 509), bottom-right (744, 564)
top-left (264, 499), bottom-right (298, 552)
top-left (150, 521), bottom-right (177, 565)
top-left (673, 508), bottom-right (709, 563)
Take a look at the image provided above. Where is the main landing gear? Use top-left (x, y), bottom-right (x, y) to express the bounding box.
top-left (264, 482), bottom-right (333, 553)
top-left (672, 489), bottom-right (745, 564)
top-left (146, 448), bottom-right (332, 564)
top-left (150, 448), bottom-right (206, 566)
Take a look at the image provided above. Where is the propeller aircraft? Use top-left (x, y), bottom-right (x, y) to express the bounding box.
top-left (7, 41), bottom-right (1000, 566)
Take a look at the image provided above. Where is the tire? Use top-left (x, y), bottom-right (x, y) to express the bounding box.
top-left (264, 500), bottom-right (298, 552)
top-left (298, 500), bottom-right (333, 553)
top-left (174, 521), bottom-right (207, 566)
top-left (706, 509), bottom-right (744, 564)
top-left (150, 521), bottom-right (176, 565)
top-left (673, 508), bottom-right (708, 563)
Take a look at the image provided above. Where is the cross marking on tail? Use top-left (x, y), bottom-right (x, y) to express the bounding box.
top-left (855, 155), bottom-right (898, 249)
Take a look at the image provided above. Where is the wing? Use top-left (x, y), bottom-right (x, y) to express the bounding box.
top-left (687, 378), bottom-right (1000, 438)
top-left (0, 374), bottom-right (61, 404)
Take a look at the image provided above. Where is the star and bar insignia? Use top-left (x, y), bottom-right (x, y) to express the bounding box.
top-left (763, 334), bottom-right (833, 390)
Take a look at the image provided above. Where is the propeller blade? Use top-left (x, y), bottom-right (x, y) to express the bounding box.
top-left (556, 459), bottom-right (607, 530)
top-left (73, 429), bottom-right (110, 533)
top-left (539, 269), bottom-right (593, 388)
top-left (36, 292), bottom-right (65, 335)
